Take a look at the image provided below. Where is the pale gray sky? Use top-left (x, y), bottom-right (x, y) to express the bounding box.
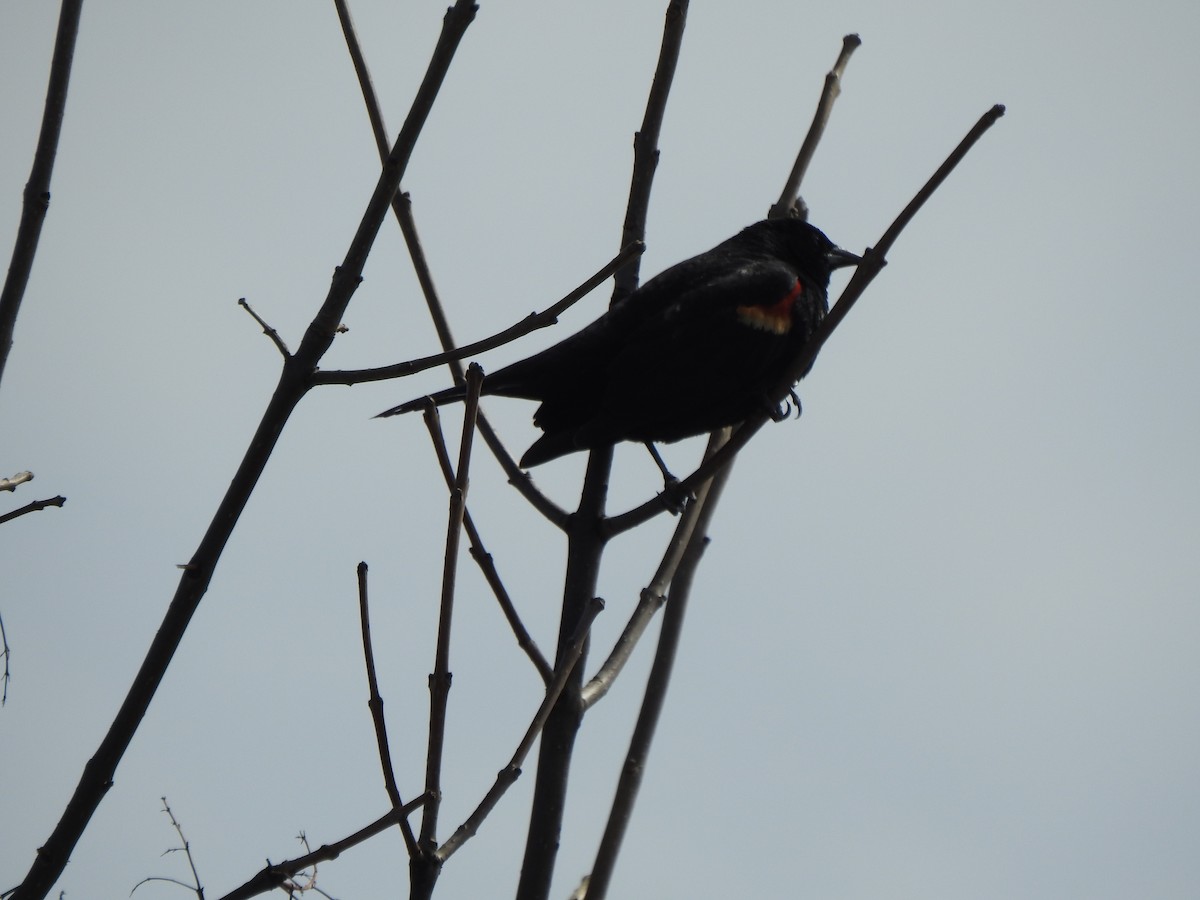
top-left (3, 2), bottom-right (1199, 898)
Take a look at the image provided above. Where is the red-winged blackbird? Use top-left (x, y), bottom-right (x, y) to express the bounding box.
top-left (378, 218), bottom-right (859, 467)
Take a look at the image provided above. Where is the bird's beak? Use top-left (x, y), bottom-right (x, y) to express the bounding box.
top-left (827, 246), bottom-right (862, 270)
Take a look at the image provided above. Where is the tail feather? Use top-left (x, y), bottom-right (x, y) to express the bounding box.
top-left (375, 384), bottom-right (468, 418)
top-left (518, 430), bottom-right (590, 468)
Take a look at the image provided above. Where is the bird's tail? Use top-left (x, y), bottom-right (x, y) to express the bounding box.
top-left (375, 385), bottom-right (470, 418)
top-left (518, 430), bottom-right (586, 468)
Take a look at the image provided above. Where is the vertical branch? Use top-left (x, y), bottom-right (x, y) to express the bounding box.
top-left (417, 365), bottom-right (483, 865)
top-left (516, 4), bottom-right (690, 899)
top-left (356, 562), bottom-right (419, 856)
top-left (585, 432), bottom-right (734, 900)
top-left (768, 33), bottom-right (861, 220)
top-left (0, 0), bottom-right (84, 389)
top-left (612, 0), bottom-right (689, 304)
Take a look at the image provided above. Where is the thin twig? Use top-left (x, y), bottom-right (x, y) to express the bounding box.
top-left (0, 0), bottom-right (84, 388)
top-left (769, 34), bottom-right (861, 220)
top-left (130, 798), bottom-right (206, 899)
top-left (1, 471), bottom-right (33, 492)
top-left (1, 611), bottom-right (11, 705)
top-left (585, 433), bottom-right (734, 900)
top-left (313, 241), bottom-right (643, 387)
top-left (237, 298), bottom-right (290, 358)
top-left (603, 103), bottom-right (1006, 538)
top-left (0, 495), bottom-right (66, 526)
top-left (213, 797), bottom-right (428, 900)
top-left (8, 6), bottom-right (479, 898)
top-left (419, 364), bottom-right (484, 853)
top-left (421, 412), bottom-right (553, 683)
top-left (437, 596), bottom-right (605, 862)
top-left (356, 562), bottom-right (419, 856)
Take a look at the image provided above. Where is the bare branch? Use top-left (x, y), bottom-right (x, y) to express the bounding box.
top-left (1, 611), bottom-right (11, 705)
top-left (332, 0), bottom-right (389, 162)
top-left (419, 364), bottom-right (484, 852)
top-left (421, 411), bottom-right (554, 682)
top-left (581, 467), bottom-right (715, 708)
top-left (332, 1), bottom-right (576, 536)
top-left (237, 298), bottom-right (290, 358)
top-left (769, 34), bottom-right (862, 220)
top-left (356, 562), bottom-right (419, 857)
top-left (0, 495), bottom-right (66, 526)
top-left (437, 596), bottom-right (605, 862)
top-left (0, 0), bottom-right (84, 388)
top-left (312, 241), bottom-right (643, 387)
top-left (1, 471), bottom-right (33, 492)
top-left (586, 433), bottom-right (735, 900)
top-left (213, 797), bottom-right (428, 900)
top-left (613, 0), bottom-right (689, 302)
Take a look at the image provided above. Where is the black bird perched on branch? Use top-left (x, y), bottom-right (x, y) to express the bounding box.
top-left (377, 218), bottom-right (859, 468)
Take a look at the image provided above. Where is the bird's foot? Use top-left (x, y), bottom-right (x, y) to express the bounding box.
top-left (658, 475), bottom-right (693, 516)
top-left (768, 388), bottom-right (802, 422)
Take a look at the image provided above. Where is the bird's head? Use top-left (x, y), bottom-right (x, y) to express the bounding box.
top-left (742, 218), bottom-right (861, 287)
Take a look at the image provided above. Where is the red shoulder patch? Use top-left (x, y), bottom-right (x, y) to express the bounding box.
top-left (736, 279), bottom-right (803, 335)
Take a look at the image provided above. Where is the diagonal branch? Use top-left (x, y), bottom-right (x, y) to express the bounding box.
top-left (312, 241), bottom-right (643, 387)
top-left (0, 494), bottom-right (66, 526)
top-left (332, 0), bottom-right (389, 162)
top-left (580, 470), bottom-right (712, 709)
top-left (237, 298), bottom-right (291, 358)
top-left (421, 407), bottom-right (553, 683)
top-left (7, 5), bottom-right (480, 898)
top-left (213, 796), bottom-right (429, 900)
top-left (1, 470), bottom-right (34, 492)
top-left (0, 0), bottom-right (84, 389)
top-left (332, 6), bottom-right (579, 527)
top-left (769, 33), bottom-right (861, 220)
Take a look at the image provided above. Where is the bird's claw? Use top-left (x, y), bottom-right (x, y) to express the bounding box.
top-left (768, 388), bottom-right (803, 422)
top-left (658, 476), bottom-right (693, 515)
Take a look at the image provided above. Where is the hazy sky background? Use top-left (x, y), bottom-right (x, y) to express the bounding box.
top-left (3, 2), bottom-right (1198, 898)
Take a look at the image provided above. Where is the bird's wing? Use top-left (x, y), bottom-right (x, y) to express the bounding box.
top-left (579, 260), bottom-right (817, 442)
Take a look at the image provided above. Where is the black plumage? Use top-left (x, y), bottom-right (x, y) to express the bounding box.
top-left (378, 218), bottom-right (859, 467)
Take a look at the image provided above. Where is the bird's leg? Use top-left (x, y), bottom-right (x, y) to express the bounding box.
top-left (644, 441), bottom-right (677, 484)
top-left (643, 442), bottom-right (689, 515)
